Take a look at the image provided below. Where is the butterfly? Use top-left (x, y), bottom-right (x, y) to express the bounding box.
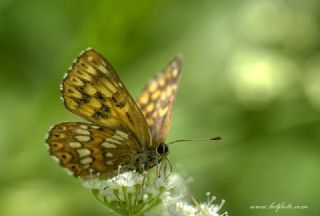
top-left (45, 48), bottom-right (182, 179)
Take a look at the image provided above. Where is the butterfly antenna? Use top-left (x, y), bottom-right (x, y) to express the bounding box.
top-left (166, 136), bottom-right (222, 145)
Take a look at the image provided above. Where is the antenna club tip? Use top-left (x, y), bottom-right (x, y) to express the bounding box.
top-left (210, 136), bottom-right (223, 140)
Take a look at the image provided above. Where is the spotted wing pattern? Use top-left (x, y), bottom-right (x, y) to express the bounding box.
top-left (136, 55), bottom-right (182, 145)
top-left (46, 122), bottom-right (138, 178)
top-left (46, 48), bottom-right (153, 178)
top-left (61, 48), bottom-right (151, 147)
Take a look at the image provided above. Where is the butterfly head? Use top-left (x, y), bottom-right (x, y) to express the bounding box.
top-left (156, 143), bottom-right (169, 156)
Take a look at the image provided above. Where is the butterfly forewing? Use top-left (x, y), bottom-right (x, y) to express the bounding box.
top-left (62, 48), bottom-right (151, 147)
top-left (46, 122), bottom-right (139, 178)
top-left (136, 55), bottom-right (182, 145)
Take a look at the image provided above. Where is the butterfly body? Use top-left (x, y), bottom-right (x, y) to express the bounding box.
top-left (46, 48), bottom-right (181, 179)
top-left (130, 150), bottom-right (159, 172)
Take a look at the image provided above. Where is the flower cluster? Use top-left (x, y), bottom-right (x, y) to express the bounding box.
top-left (175, 193), bottom-right (228, 216)
top-left (82, 171), bottom-right (227, 216)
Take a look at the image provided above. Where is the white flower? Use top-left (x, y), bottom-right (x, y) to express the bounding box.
top-left (175, 193), bottom-right (228, 216)
top-left (176, 202), bottom-right (198, 215)
top-left (82, 170), bottom-right (188, 216)
top-left (82, 171), bottom-right (227, 216)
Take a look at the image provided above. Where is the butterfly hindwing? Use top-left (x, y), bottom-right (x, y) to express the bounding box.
top-left (46, 122), bottom-right (140, 178)
top-left (62, 48), bottom-right (152, 147)
top-left (136, 55), bottom-right (182, 145)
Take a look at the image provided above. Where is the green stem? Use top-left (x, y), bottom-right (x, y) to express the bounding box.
top-left (113, 189), bottom-right (129, 214)
top-left (121, 186), bottom-right (132, 213)
top-left (133, 184), bottom-right (141, 212)
top-left (91, 190), bottom-right (126, 216)
top-left (135, 191), bottom-right (164, 215)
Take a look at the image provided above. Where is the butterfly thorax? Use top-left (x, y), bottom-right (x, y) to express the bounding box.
top-left (129, 143), bottom-right (169, 172)
top-left (129, 151), bottom-right (158, 172)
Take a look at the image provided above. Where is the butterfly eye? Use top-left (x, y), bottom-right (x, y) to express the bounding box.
top-left (156, 143), bottom-right (169, 155)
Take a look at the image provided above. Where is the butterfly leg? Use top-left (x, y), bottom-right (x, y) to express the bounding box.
top-left (117, 165), bottom-right (123, 176)
top-left (155, 158), bottom-right (160, 178)
top-left (140, 170), bottom-right (148, 201)
top-left (160, 157), bottom-right (172, 179)
top-left (167, 158), bottom-right (173, 175)
top-left (159, 160), bottom-right (166, 178)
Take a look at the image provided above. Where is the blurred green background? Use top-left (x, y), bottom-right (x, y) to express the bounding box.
top-left (1, 0), bottom-right (320, 215)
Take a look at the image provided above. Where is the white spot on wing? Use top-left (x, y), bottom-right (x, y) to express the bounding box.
top-left (105, 152), bottom-right (113, 157)
top-left (102, 142), bottom-right (117, 148)
top-left (80, 124), bottom-right (88, 129)
top-left (106, 138), bottom-right (122, 145)
top-left (77, 148), bottom-right (91, 157)
top-left (81, 157), bottom-right (93, 165)
top-left (116, 130), bottom-right (128, 139)
top-left (112, 134), bottom-right (125, 141)
top-left (79, 49), bottom-right (86, 55)
top-left (172, 68), bottom-right (179, 77)
top-left (69, 142), bottom-right (82, 148)
top-left (63, 72), bottom-right (68, 79)
top-left (97, 65), bottom-right (108, 74)
top-left (75, 135), bottom-right (90, 142)
top-left (76, 128), bottom-right (90, 135)
top-left (85, 47), bottom-right (93, 51)
top-left (64, 168), bottom-right (74, 176)
top-left (44, 133), bottom-right (49, 140)
top-left (51, 156), bottom-right (60, 163)
top-left (44, 143), bottom-right (50, 150)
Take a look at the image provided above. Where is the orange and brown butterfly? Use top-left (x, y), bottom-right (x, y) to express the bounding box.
top-left (45, 48), bottom-right (182, 179)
